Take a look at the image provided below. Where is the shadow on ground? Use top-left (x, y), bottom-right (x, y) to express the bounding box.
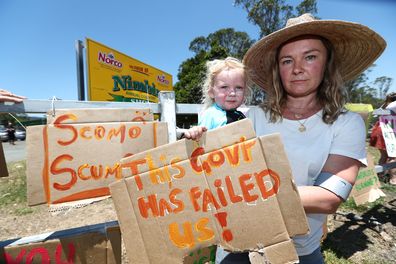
top-left (322, 198), bottom-right (396, 259)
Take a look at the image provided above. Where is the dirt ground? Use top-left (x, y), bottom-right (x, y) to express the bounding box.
top-left (323, 187), bottom-right (396, 263)
top-left (1, 189), bottom-right (395, 263)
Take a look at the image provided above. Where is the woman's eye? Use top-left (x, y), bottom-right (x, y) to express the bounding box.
top-left (306, 54), bottom-right (316, 61)
top-left (280, 59), bottom-right (292, 65)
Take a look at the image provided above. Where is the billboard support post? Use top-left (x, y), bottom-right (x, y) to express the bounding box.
top-left (75, 40), bottom-right (85, 101)
top-left (159, 91), bottom-right (177, 142)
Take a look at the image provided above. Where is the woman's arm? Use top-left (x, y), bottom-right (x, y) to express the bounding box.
top-left (298, 154), bottom-right (361, 214)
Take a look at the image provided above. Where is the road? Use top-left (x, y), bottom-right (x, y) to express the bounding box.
top-left (2, 140), bottom-right (26, 163)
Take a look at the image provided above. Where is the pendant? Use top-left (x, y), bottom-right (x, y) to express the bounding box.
top-left (298, 124), bottom-right (306, 132)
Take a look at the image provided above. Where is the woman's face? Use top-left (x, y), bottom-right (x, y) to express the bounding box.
top-left (278, 37), bottom-right (327, 98)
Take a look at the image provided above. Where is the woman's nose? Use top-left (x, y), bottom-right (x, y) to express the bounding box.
top-left (293, 60), bottom-right (304, 74)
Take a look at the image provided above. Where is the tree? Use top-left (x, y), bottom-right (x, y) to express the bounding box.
top-left (234, 0), bottom-right (317, 37)
top-left (189, 28), bottom-right (254, 59)
top-left (174, 29), bottom-right (254, 103)
top-left (374, 76), bottom-right (393, 100)
top-left (344, 65), bottom-right (393, 108)
top-left (175, 1), bottom-right (318, 105)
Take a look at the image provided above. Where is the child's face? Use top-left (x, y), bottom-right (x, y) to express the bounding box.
top-left (209, 68), bottom-right (246, 111)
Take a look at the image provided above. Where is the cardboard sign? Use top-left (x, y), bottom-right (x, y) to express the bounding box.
top-left (110, 119), bottom-right (309, 264)
top-left (0, 143), bottom-right (8, 177)
top-left (379, 116), bottom-right (396, 157)
top-left (0, 221), bottom-right (121, 264)
top-left (27, 108), bottom-right (168, 205)
top-left (351, 154), bottom-right (385, 205)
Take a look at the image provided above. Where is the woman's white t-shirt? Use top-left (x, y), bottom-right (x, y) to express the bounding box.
top-left (246, 106), bottom-right (367, 256)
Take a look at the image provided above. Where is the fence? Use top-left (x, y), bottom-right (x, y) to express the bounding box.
top-left (1, 91), bottom-right (395, 173)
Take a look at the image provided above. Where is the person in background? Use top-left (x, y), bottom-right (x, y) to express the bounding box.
top-left (183, 57), bottom-right (252, 139)
top-left (0, 89), bottom-right (26, 103)
top-left (241, 13), bottom-right (386, 263)
top-left (369, 92), bottom-right (396, 185)
top-left (6, 121), bottom-right (16, 145)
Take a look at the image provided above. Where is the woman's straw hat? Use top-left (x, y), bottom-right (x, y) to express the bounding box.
top-left (243, 13), bottom-right (386, 91)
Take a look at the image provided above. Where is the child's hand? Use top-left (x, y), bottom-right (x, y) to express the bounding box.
top-left (183, 126), bottom-right (207, 140)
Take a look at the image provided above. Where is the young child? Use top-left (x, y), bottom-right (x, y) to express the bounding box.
top-left (183, 57), bottom-right (251, 139)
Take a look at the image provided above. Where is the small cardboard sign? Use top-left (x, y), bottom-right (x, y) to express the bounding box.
top-left (380, 115), bottom-right (396, 157)
top-left (27, 108), bottom-right (168, 205)
top-left (0, 221), bottom-right (121, 264)
top-left (110, 119), bottom-right (309, 264)
top-left (0, 143), bottom-right (8, 177)
top-left (351, 154), bottom-right (385, 205)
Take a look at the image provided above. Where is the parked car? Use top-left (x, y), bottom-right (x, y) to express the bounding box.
top-left (0, 125), bottom-right (26, 141)
top-left (0, 125), bottom-right (7, 142)
top-left (15, 129), bottom-right (26, 140)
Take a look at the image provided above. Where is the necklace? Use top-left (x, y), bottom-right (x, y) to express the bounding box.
top-left (296, 118), bottom-right (308, 132)
top-left (285, 107), bottom-right (317, 133)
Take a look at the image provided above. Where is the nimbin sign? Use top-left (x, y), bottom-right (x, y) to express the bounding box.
top-left (86, 38), bottom-right (172, 103)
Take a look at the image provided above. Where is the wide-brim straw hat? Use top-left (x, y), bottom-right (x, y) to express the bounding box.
top-left (243, 13), bottom-right (386, 91)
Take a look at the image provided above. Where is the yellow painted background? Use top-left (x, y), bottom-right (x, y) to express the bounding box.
top-left (86, 38), bottom-right (173, 103)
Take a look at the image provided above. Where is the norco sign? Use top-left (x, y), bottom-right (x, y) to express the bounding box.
top-left (98, 52), bottom-right (123, 68)
top-left (86, 38), bottom-right (172, 103)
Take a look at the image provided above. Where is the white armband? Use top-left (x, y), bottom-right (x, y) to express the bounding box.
top-left (314, 172), bottom-right (353, 201)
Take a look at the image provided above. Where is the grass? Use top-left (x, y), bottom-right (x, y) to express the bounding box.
top-left (0, 160), bottom-right (34, 215)
top-left (340, 196), bottom-right (386, 213)
top-left (323, 250), bottom-right (352, 264)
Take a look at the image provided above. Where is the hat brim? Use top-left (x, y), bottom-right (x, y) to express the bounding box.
top-left (243, 20), bottom-right (386, 91)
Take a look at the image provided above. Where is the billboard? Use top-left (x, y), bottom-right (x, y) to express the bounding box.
top-left (86, 38), bottom-right (173, 103)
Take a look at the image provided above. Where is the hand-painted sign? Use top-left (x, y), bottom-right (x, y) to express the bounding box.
top-left (351, 154), bottom-right (386, 205)
top-left (0, 221), bottom-right (121, 264)
top-left (110, 119), bottom-right (309, 264)
top-left (27, 108), bottom-right (168, 205)
top-left (380, 115), bottom-right (396, 157)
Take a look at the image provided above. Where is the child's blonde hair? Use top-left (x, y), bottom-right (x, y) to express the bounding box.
top-left (201, 57), bottom-right (252, 109)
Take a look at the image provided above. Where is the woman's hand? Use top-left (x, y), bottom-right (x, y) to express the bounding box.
top-left (0, 89), bottom-right (26, 103)
top-left (183, 126), bottom-right (207, 140)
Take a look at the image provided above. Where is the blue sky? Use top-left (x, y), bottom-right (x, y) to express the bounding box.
top-left (1, 0), bottom-right (395, 101)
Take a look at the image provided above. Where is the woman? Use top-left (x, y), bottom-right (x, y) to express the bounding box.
top-left (241, 13), bottom-right (386, 263)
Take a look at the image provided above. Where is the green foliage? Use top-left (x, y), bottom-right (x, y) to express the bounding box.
top-left (175, 1), bottom-right (317, 104)
top-left (234, 0), bottom-right (317, 37)
top-left (340, 197), bottom-right (385, 213)
top-left (381, 182), bottom-right (396, 192)
top-left (175, 0), bottom-right (393, 106)
top-left (344, 65), bottom-right (392, 107)
top-left (323, 249), bottom-right (352, 264)
top-left (175, 29), bottom-right (252, 104)
top-left (0, 161), bottom-right (28, 207)
top-left (189, 28), bottom-right (254, 59)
